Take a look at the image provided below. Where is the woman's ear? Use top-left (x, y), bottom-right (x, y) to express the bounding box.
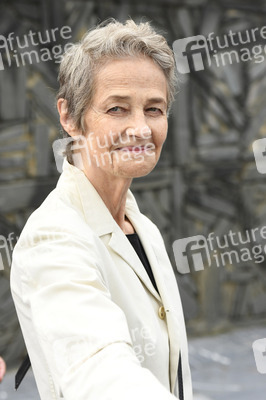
top-left (57, 99), bottom-right (77, 137)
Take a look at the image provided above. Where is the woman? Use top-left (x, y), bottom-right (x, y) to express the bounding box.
top-left (0, 357), bottom-right (6, 382)
top-left (11, 19), bottom-right (193, 400)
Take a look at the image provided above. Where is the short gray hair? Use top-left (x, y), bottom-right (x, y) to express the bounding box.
top-left (57, 18), bottom-right (177, 162)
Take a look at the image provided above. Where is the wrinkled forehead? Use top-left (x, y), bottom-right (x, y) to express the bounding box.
top-left (91, 56), bottom-right (168, 104)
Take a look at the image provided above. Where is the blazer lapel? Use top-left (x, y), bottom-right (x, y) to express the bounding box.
top-left (107, 228), bottom-right (161, 302)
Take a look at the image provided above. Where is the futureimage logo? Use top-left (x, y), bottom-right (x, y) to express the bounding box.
top-left (172, 35), bottom-right (211, 73)
top-left (172, 235), bottom-right (211, 274)
top-left (253, 138), bottom-right (266, 174)
top-left (52, 129), bottom-right (155, 173)
top-left (0, 230), bottom-right (70, 270)
top-left (53, 326), bottom-right (156, 373)
top-left (173, 25), bottom-right (266, 73)
top-left (173, 226), bottom-right (266, 274)
top-left (0, 26), bottom-right (72, 70)
top-left (0, 232), bottom-right (18, 270)
top-left (130, 326), bottom-right (156, 363)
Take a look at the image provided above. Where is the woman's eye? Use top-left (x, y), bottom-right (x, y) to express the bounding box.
top-left (108, 106), bottom-right (122, 112)
top-left (147, 107), bottom-right (162, 114)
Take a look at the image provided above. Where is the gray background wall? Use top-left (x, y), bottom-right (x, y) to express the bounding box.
top-left (1, 0), bottom-right (266, 367)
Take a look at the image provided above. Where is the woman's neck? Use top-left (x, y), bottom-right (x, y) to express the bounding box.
top-left (84, 170), bottom-right (134, 234)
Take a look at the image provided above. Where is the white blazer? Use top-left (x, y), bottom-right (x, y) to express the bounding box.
top-left (11, 160), bottom-right (193, 400)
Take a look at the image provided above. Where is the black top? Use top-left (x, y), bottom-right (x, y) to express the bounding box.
top-left (126, 233), bottom-right (159, 293)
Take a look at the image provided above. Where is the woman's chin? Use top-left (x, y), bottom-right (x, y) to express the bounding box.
top-left (113, 159), bottom-right (157, 178)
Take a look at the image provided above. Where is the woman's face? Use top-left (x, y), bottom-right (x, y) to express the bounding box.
top-left (77, 56), bottom-right (168, 179)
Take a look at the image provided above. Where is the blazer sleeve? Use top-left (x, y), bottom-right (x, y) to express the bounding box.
top-left (11, 223), bottom-right (178, 400)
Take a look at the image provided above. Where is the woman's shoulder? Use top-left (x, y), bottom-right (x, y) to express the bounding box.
top-left (11, 186), bottom-right (106, 286)
top-left (16, 185), bottom-right (96, 251)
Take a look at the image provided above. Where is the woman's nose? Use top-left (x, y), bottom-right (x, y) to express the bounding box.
top-left (125, 112), bottom-right (152, 139)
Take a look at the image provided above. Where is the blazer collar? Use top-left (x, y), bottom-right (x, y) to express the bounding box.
top-left (58, 159), bottom-right (116, 236)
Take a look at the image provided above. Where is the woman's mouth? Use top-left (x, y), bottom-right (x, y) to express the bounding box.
top-left (117, 146), bottom-right (145, 152)
top-left (115, 144), bottom-right (155, 153)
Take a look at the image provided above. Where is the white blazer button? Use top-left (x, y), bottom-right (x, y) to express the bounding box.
top-left (158, 306), bottom-right (166, 319)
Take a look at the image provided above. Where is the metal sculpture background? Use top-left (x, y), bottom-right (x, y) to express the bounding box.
top-left (1, 0), bottom-right (266, 365)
